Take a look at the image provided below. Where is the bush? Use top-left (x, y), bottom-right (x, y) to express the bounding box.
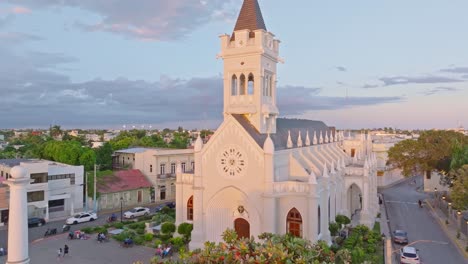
top-left (129, 222), bottom-right (146, 230)
top-left (152, 213), bottom-right (175, 225)
top-left (335, 214), bottom-right (351, 228)
top-left (81, 227), bottom-right (94, 234)
top-left (161, 222), bottom-right (176, 234)
top-left (139, 215), bottom-right (153, 221)
top-left (329, 222), bottom-right (340, 236)
top-left (169, 237), bottom-right (185, 250)
top-left (136, 228), bottom-right (145, 235)
top-left (159, 233), bottom-right (173, 243)
top-left (94, 226), bottom-right (107, 234)
top-left (154, 239), bottom-right (163, 248)
top-left (177, 222), bottom-right (193, 241)
top-left (113, 222), bottom-right (124, 229)
top-left (161, 206), bottom-right (172, 215)
top-left (144, 233), bottom-right (154, 241)
top-left (134, 235), bottom-right (145, 245)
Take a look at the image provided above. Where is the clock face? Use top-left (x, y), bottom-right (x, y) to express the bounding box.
top-left (218, 145), bottom-right (247, 178)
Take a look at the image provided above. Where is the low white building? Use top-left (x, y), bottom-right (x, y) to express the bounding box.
top-left (0, 159), bottom-right (84, 221)
top-left (112, 148), bottom-right (194, 202)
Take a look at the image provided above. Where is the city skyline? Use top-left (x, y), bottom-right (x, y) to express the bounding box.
top-left (0, 0), bottom-right (467, 129)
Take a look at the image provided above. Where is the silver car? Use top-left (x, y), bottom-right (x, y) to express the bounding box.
top-left (400, 246), bottom-right (420, 264)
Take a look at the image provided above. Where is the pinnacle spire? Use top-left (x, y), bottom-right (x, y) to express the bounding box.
top-left (233, 0), bottom-right (267, 33)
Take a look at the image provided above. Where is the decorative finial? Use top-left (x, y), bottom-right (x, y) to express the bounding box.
top-left (325, 130), bottom-right (329, 143)
top-left (194, 132), bottom-right (204, 152)
top-left (305, 131), bottom-right (311, 146)
top-left (322, 162), bottom-right (329, 178)
top-left (263, 134), bottom-right (274, 154)
top-left (297, 131), bottom-right (303, 147)
top-left (287, 130), bottom-right (293, 149)
top-left (313, 131), bottom-right (318, 145)
top-left (319, 131), bottom-right (323, 144)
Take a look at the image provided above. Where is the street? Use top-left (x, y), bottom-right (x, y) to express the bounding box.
top-left (382, 177), bottom-right (466, 264)
top-left (0, 202), bottom-right (169, 249)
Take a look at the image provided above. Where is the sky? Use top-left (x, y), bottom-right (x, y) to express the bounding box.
top-left (0, 0), bottom-right (467, 130)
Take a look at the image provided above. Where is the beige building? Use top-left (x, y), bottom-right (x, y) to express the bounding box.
top-left (113, 148), bottom-right (194, 202)
top-left (176, 0), bottom-right (378, 250)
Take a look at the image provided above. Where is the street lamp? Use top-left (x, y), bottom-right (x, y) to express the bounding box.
top-left (120, 197), bottom-right (123, 223)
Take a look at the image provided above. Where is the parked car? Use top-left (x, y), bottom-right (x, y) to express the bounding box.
top-left (66, 212), bottom-right (98, 225)
top-left (392, 230), bottom-right (408, 244)
top-left (28, 217), bottom-right (46, 228)
top-left (155, 202), bottom-right (176, 212)
top-left (400, 246), bottom-right (420, 264)
top-left (123, 207), bottom-right (150, 219)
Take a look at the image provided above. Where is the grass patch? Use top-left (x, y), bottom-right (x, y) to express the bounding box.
top-left (373, 221), bottom-right (381, 234)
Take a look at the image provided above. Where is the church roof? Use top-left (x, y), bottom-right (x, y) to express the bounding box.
top-left (232, 114), bottom-right (334, 150)
top-left (233, 0), bottom-right (267, 32)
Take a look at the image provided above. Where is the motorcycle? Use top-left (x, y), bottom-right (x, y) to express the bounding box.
top-left (106, 215), bottom-right (117, 223)
top-left (62, 224), bottom-right (71, 233)
top-left (44, 228), bottom-right (57, 237)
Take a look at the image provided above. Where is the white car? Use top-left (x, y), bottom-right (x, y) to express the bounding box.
top-left (400, 246), bottom-right (420, 264)
top-left (66, 212), bottom-right (98, 225)
top-left (123, 207), bottom-right (150, 219)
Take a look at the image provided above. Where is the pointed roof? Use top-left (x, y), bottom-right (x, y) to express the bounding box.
top-left (233, 0), bottom-right (267, 32)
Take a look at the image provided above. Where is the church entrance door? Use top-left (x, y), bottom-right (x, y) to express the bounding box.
top-left (234, 218), bottom-right (250, 239)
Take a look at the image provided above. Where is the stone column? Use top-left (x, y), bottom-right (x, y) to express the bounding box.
top-left (175, 162), bottom-right (183, 225)
top-left (262, 148), bottom-right (276, 234)
top-left (307, 194), bottom-right (318, 242)
top-left (189, 149), bottom-right (204, 250)
top-left (360, 180), bottom-right (373, 227)
top-left (5, 166), bottom-right (30, 264)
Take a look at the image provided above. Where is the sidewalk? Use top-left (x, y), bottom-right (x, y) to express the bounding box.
top-left (426, 199), bottom-right (468, 259)
top-left (378, 193), bottom-right (392, 264)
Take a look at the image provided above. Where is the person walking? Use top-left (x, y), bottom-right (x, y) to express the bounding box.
top-left (63, 245), bottom-right (69, 257)
top-left (57, 248), bottom-right (62, 260)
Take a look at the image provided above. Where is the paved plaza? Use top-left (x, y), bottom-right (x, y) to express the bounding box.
top-left (0, 233), bottom-right (157, 264)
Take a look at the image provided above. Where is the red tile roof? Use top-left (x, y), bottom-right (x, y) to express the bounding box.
top-left (98, 169), bottom-right (152, 194)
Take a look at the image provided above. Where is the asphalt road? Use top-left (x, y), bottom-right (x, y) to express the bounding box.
top-left (382, 177), bottom-right (466, 264)
top-left (0, 202), bottom-right (171, 249)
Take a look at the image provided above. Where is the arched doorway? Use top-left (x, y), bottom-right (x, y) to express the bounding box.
top-left (187, 196), bottom-right (193, 221)
top-left (287, 208), bottom-right (302, 237)
top-left (347, 183), bottom-right (362, 220)
top-left (234, 218), bottom-right (250, 239)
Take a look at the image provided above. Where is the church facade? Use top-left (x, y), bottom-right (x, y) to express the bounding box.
top-left (175, 0), bottom-right (378, 249)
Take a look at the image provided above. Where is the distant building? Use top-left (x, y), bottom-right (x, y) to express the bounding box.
top-left (0, 159), bottom-right (84, 222)
top-left (91, 142), bottom-right (104, 148)
top-left (68, 130), bottom-right (79, 137)
top-left (97, 169), bottom-right (152, 210)
top-left (112, 147), bottom-right (194, 202)
top-left (0, 135), bottom-right (5, 141)
top-left (85, 134), bottom-right (100, 142)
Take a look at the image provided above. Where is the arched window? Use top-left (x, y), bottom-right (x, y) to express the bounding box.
top-left (247, 73), bottom-right (254, 94)
top-left (187, 196), bottom-right (193, 221)
top-left (231, 75), bottom-right (238, 96)
top-left (269, 75), bottom-right (273, 97)
top-left (239, 74), bottom-right (246, 95)
top-left (286, 208), bottom-right (302, 237)
top-left (318, 206), bottom-right (321, 235)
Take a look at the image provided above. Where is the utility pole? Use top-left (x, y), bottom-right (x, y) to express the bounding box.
top-left (93, 164), bottom-right (97, 212)
top-left (85, 172), bottom-right (88, 211)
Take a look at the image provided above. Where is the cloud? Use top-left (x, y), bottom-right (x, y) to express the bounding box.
top-left (0, 32), bottom-right (43, 44)
top-left (463, 75), bottom-right (468, 79)
top-left (11, 6), bottom-right (31, 14)
top-left (362, 84), bottom-right (379, 89)
top-left (440, 66), bottom-right (468, 74)
top-left (379, 75), bottom-right (464, 86)
top-left (5, 0), bottom-right (238, 40)
top-left (422, 87), bottom-right (460, 96)
top-left (335, 66), bottom-right (347, 72)
top-left (0, 47), bottom-right (403, 128)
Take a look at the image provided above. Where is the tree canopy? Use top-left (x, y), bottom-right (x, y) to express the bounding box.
top-left (387, 130), bottom-right (467, 178)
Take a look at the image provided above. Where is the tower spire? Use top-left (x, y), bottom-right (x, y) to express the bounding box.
top-left (233, 0), bottom-right (267, 33)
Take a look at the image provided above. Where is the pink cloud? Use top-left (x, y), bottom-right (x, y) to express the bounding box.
top-left (12, 6), bottom-right (31, 14)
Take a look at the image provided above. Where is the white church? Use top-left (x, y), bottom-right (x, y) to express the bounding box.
top-left (175, 0), bottom-right (379, 249)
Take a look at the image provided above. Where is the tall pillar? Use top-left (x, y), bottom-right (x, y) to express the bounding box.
top-left (262, 136), bottom-right (276, 233)
top-left (307, 194), bottom-right (318, 242)
top-left (360, 180), bottom-right (373, 227)
top-left (189, 137), bottom-right (204, 250)
top-left (175, 162), bottom-right (184, 225)
top-left (5, 166), bottom-right (30, 264)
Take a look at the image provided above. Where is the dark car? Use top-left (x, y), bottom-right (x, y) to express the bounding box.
top-left (393, 230), bottom-right (408, 244)
top-left (28, 217), bottom-right (46, 228)
top-left (155, 202), bottom-right (176, 212)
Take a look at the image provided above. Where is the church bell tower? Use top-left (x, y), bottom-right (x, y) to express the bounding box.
top-left (219, 0), bottom-right (281, 134)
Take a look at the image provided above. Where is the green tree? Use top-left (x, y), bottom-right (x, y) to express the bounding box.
top-left (95, 142), bottom-right (113, 170)
top-left (79, 148), bottom-right (96, 171)
top-left (450, 165), bottom-right (468, 210)
top-left (388, 130), bottom-right (467, 178)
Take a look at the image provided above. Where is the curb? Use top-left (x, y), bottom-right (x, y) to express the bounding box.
top-left (425, 199), bottom-right (468, 259)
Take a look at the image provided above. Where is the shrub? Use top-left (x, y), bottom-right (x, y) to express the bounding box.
top-left (144, 233), bottom-right (154, 241)
top-left (154, 239), bottom-right (163, 248)
top-left (159, 233), bottom-right (173, 243)
top-left (169, 237), bottom-right (185, 250)
top-left (103, 223), bottom-right (111, 228)
top-left (329, 222), bottom-right (340, 236)
top-left (161, 222), bottom-right (176, 234)
top-left (177, 222), bottom-right (193, 241)
top-left (335, 214), bottom-right (351, 228)
top-left (81, 227), bottom-right (94, 234)
top-left (152, 213), bottom-right (175, 225)
top-left (134, 235), bottom-right (145, 245)
top-left (139, 215), bottom-right (153, 221)
top-left (136, 228), bottom-right (145, 235)
top-left (94, 226), bottom-right (108, 234)
top-left (161, 206), bottom-right (172, 214)
top-left (113, 222), bottom-right (124, 229)
top-left (129, 222), bottom-right (146, 230)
